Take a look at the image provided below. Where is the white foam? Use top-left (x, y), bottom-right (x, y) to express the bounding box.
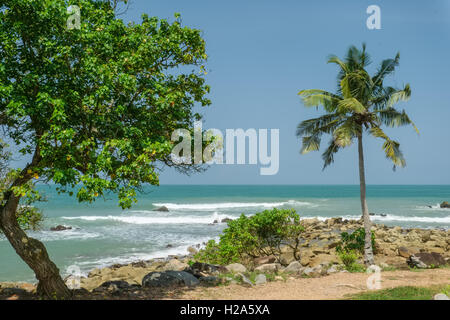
top-left (30, 229), bottom-right (101, 241)
top-left (414, 204), bottom-right (450, 212)
top-left (152, 200), bottom-right (316, 210)
top-left (62, 213), bottom-right (234, 225)
top-left (372, 214), bottom-right (450, 224)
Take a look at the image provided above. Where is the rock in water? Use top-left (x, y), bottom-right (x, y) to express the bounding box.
top-left (142, 271), bottom-right (199, 288)
top-left (221, 218), bottom-right (233, 223)
top-left (407, 252), bottom-right (446, 269)
top-left (154, 206), bottom-right (169, 212)
top-left (50, 225), bottom-right (72, 231)
top-left (440, 201), bottom-right (450, 208)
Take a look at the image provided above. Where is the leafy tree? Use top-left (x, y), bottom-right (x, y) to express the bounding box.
top-left (0, 0), bottom-right (210, 298)
top-left (296, 44), bottom-right (417, 266)
top-left (0, 139), bottom-right (43, 232)
top-left (195, 209), bottom-right (304, 265)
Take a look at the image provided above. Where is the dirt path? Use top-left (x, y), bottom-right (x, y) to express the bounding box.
top-left (178, 269), bottom-right (450, 300)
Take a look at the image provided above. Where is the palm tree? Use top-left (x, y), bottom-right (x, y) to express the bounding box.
top-left (297, 44), bottom-right (418, 265)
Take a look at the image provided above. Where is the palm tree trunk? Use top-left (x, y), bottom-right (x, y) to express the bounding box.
top-left (357, 132), bottom-right (375, 266)
top-left (0, 191), bottom-right (72, 299)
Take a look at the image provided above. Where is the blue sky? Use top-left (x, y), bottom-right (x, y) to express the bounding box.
top-left (8, 0), bottom-right (450, 185)
top-left (121, 0), bottom-right (450, 185)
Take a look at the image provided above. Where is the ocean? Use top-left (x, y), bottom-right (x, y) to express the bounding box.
top-left (0, 184), bottom-right (449, 282)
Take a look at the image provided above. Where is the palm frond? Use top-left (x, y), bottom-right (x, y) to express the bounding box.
top-left (327, 56), bottom-right (349, 74)
top-left (296, 113), bottom-right (343, 137)
top-left (300, 134), bottom-right (321, 154)
top-left (322, 139), bottom-right (340, 170)
top-left (337, 98), bottom-right (366, 114)
top-left (376, 107), bottom-right (419, 134)
top-left (333, 119), bottom-right (359, 147)
top-left (370, 126), bottom-right (406, 169)
top-left (298, 89), bottom-right (341, 112)
top-left (372, 52), bottom-right (400, 87)
top-left (386, 84), bottom-right (411, 108)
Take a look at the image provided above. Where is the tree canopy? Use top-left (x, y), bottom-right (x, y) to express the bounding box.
top-left (0, 0), bottom-right (210, 208)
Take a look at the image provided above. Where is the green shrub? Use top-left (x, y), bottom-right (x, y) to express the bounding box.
top-left (335, 227), bottom-right (376, 255)
top-left (16, 205), bottom-right (43, 231)
top-left (337, 250), bottom-right (366, 272)
top-left (194, 208), bottom-right (304, 265)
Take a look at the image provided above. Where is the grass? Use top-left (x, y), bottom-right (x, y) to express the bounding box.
top-left (348, 284), bottom-right (450, 300)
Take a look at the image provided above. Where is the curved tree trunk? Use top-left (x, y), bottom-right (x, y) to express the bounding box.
top-left (357, 132), bottom-right (375, 266)
top-left (0, 191), bottom-right (71, 299)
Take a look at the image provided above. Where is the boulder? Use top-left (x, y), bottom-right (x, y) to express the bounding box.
top-left (254, 263), bottom-right (281, 272)
top-left (237, 273), bottom-right (253, 286)
top-left (440, 202), bottom-right (450, 209)
top-left (1, 288), bottom-right (28, 296)
top-left (93, 280), bottom-right (131, 294)
top-left (326, 265), bottom-right (338, 274)
top-left (221, 218), bottom-right (233, 223)
top-left (283, 261), bottom-right (303, 273)
top-left (408, 252), bottom-right (446, 269)
top-left (254, 274), bottom-right (267, 285)
top-left (398, 246), bottom-right (413, 258)
top-left (50, 225), bottom-right (72, 231)
top-left (142, 271), bottom-right (199, 288)
top-left (185, 262), bottom-right (224, 277)
top-left (302, 267), bottom-right (315, 276)
top-left (199, 276), bottom-right (221, 286)
top-left (279, 252), bottom-right (296, 265)
top-left (154, 206), bottom-right (169, 212)
top-left (162, 259), bottom-right (189, 272)
top-left (225, 263), bottom-right (247, 273)
top-left (254, 255), bottom-right (276, 266)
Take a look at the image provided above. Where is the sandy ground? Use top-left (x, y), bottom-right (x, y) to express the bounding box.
top-left (178, 269), bottom-right (450, 300)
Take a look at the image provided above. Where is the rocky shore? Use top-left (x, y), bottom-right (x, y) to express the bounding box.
top-left (1, 217), bottom-right (449, 299)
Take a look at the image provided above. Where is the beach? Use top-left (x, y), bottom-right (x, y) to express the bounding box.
top-left (0, 185), bottom-right (449, 283)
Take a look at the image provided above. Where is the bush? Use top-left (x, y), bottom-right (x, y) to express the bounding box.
top-left (335, 227), bottom-right (376, 255)
top-left (1, 139), bottom-right (44, 232)
top-left (16, 205), bottom-right (43, 231)
top-left (194, 208), bottom-right (304, 265)
top-left (337, 250), bottom-right (366, 272)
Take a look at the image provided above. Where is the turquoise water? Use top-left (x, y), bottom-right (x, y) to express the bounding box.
top-left (1, 185), bottom-right (449, 282)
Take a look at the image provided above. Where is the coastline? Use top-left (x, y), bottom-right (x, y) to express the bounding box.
top-left (2, 217), bottom-right (448, 298)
